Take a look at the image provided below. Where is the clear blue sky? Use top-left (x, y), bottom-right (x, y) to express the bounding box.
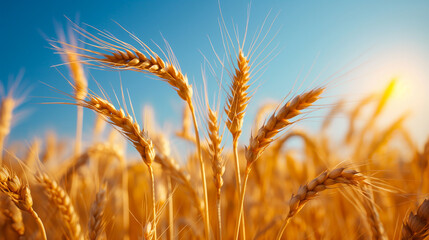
top-left (1, 0), bottom-right (429, 152)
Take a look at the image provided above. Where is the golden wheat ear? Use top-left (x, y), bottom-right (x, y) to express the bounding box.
top-left (225, 50), bottom-right (251, 140)
top-left (246, 87), bottom-right (325, 166)
top-left (36, 172), bottom-right (82, 240)
top-left (276, 168), bottom-right (368, 240)
top-left (76, 93), bottom-right (158, 239)
top-left (88, 186), bottom-right (108, 240)
top-left (401, 199), bottom-right (429, 240)
top-left (1, 197), bottom-right (25, 236)
top-left (78, 95), bottom-right (155, 166)
top-left (234, 87), bottom-right (325, 240)
top-left (55, 23), bottom-right (193, 104)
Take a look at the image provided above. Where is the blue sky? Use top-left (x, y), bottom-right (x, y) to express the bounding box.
top-left (1, 0), bottom-right (429, 154)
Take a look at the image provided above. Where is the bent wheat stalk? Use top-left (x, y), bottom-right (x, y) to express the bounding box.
top-left (234, 87), bottom-right (324, 240)
top-left (0, 167), bottom-right (47, 240)
top-left (276, 168), bottom-right (367, 240)
top-left (77, 94), bottom-right (157, 239)
top-left (60, 27), bottom-right (210, 238)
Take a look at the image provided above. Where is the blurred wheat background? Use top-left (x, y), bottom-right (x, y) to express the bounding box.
top-left (1, 1), bottom-right (429, 239)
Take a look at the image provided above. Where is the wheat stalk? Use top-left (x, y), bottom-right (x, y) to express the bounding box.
top-left (206, 108), bottom-right (225, 240)
top-left (77, 95), bottom-right (158, 238)
top-left (234, 88), bottom-right (324, 240)
top-left (57, 29), bottom-right (88, 157)
top-left (276, 168), bottom-right (368, 239)
top-left (0, 167), bottom-right (47, 240)
top-left (0, 97), bottom-right (15, 164)
top-left (225, 50), bottom-right (251, 240)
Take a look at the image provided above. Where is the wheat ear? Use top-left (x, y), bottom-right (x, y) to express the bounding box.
top-left (401, 199), bottom-right (429, 240)
top-left (361, 187), bottom-right (387, 240)
top-left (57, 30), bottom-right (88, 157)
top-left (154, 154), bottom-right (203, 217)
top-left (88, 187), bottom-right (107, 240)
top-left (0, 97), bottom-right (15, 164)
top-left (276, 168), bottom-right (367, 240)
top-left (58, 30), bottom-right (192, 103)
top-left (225, 50), bottom-right (251, 139)
top-left (1, 196), bottom-right (25, 236)
top-left (246, 88), bottom-right (324, 165)
top-left (234, 88), bottom-right (324, 240)
top-left (79, 96), bottom-right (155, 165)
top-left (206, 108), bottom-right (225, 240)
top-left (0, 167), bottom-right (47, 240)
top-left (37, 172), bottom-right (82, 240)
top-left (78, 95), bottom-right (157, 239)
top-left (225, 49), bottom-right (250, 188)
top-left (61, 143), bottom-right (123, 191)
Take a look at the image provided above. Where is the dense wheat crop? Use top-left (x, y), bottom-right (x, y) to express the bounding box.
top-left (1, 4), bottom-right (429, 240)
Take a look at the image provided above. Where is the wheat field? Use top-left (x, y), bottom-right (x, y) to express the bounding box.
top-left (0, 7), bottom-right (429, 240)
